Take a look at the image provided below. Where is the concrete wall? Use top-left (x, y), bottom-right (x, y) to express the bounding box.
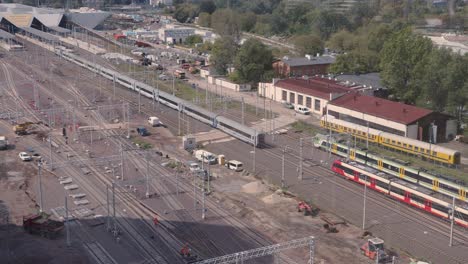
top-left (200, 68), bottom-right (210, 79)
top-left (214, 78), bottom-right (251, 91)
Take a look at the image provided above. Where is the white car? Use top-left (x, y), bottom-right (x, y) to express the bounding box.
top-left (295, 106), bottom-right (310, 115)
top-left (19, 152), bottom-right (32, 161)
top-left (188, 162), bottom-right (201, 172)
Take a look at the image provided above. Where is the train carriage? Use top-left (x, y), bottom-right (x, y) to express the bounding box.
top-left (320, 116), bottom-right (461, 165)
top-left (331, 160), bottom-right (468, 227)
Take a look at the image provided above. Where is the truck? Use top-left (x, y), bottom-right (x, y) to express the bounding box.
top-left (194, 150), bottom-right (217, 165)
top-left (0, 136), bottom-right (7, 150)
top-left (147, 116), bottom-right (161, 127)
top-left (174, 70), bottom-right (185, 79)
top-left (23, 212), bottom-right (64, 239)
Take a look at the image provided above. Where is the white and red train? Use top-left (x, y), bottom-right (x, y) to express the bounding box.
top-left (331, 159), bottom-right (468, 227)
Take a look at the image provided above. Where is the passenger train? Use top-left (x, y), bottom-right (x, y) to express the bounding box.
top-left (320, 116), bottom-right (461, 165)
top-left (54, 49), bottom-right (264, 146)
top-left (331, 159), bottom-right (468, 227)
top-left (314, 134), bottom-right (468, 201)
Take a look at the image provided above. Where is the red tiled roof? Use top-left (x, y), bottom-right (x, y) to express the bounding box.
top-left (330, 93), bottom-right (433, 125)
top-left (275, 78), bottom-right (351, 100)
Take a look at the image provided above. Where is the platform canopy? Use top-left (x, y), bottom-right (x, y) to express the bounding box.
top-left (0, 29), bottom-right (14, 39)
top-left (20, 26), bottom-right (58, 41)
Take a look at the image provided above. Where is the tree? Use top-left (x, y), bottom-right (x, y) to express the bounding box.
top-left (210, 37), bottom-right (238, 75)
top-left (419, 48), bottom-right (453, 111)
top-left (185, 35), bottom-right (203, 46)
top-left (239, 12), bottom-right (257, 32)
top-left (329, 50), bottom-right (380, 74)
top-left (380, 28), bottom-right (433, 103)
top-left (326, 30), bottom-right (356, 52)
top-left (315, 11), bottom-right (351, 39)
top-left (233, 38), bottom-right (273, 84)
top-left (199, 0), bottom-right (217, 14)
top-left (292, 35), bottom-right (323, 56)
top-left (198, 12), bottom-right (212, 27)
top-left (210, 9), bottom-right (241, 39)
top-left (444, 54), bottom-right (468, 122)
top-left (174, 4), bottom-right (199, 23)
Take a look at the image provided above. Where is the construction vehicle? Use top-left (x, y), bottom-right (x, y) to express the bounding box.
top-left (137, 127), bottom-right (149, 136)
top-left (360, 237), bottom-right (389, 262)
top-left (297, 201), bottom-right (319, 216)
top-left (13, 121), bottom-right (42, 135)
top-left (23, 212), bottom-right (64, 239)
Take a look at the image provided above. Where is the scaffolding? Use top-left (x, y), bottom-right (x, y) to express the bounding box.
top-left (194, 236), bottom-right (315, 264)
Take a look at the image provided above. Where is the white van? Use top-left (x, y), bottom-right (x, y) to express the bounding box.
top-left (194, 150), bottom-right (217, 164)
top-left (147, 116), bottom-right (161, 127)
top-left (225, 160), bottom-right (243, 172)
top-left (295, 105), bottom-right (310, 115)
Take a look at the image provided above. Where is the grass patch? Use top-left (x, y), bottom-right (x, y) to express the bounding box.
top-left (132, 139), bottom-right (153, 149)
top-left (291, 121), bottom-right (324, 135)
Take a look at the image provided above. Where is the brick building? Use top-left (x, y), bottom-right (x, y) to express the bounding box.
top-left (273, 54), bottom-right (335, 78)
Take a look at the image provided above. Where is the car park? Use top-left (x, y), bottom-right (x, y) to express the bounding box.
top-left (18, 152), bottom-right (32, 161)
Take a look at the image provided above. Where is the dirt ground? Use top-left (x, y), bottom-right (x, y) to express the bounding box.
top-left (0, 129), bottom-right (89, 264)
top-left (208, 167), bottom-right (381, 264)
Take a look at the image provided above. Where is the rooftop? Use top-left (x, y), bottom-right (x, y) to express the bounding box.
top-left (280, 55), bottom-right (336, 67)
top-left (330, 93), bottom-right (433, 125)
top-left (335, 73), bottom-right (384, 90)
top-left (275, 77), bottom-right (351, 100)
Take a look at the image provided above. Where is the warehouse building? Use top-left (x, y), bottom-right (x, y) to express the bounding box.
top-left (326, 93), bottom-right (457, 143)
top-left (273, 54), bottom-right (336, 78)
top-left (258, 77), bottom-right (351, 115)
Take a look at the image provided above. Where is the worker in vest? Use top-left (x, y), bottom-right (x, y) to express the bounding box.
top-left (180, 244), bottom-right (191, 257)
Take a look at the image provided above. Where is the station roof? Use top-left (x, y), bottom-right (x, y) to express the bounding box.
top-left (330, 93), bottom-right (433, 125)
top-left (0, 29), bottom-right (14, 39)
top-left (275, 77), bottom-right (351, 100)
top-left (20, 27), bottom-right (58, 41)
top-left (48, 26), bottom-right (70, 33)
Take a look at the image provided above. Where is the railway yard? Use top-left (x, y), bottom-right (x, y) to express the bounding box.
top-left (1, 25), bottom-right (468, 264)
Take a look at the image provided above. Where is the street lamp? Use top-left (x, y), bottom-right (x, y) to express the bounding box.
top-left (281, 145), bottom-right (291, 189)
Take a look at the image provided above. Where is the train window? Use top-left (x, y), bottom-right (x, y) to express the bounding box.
top-left (433, 151), bottom-right (437, 156)
top-left (390, 186), bottom-right (405, 196)
top-left (415, 147), bottom-right (419, 151)
top-left (376, 180), bottom-right (389, 189)
top-left (411, 195), bottom-right (424, 204)
top-left (439, 182), bottom-right (458, 194)
top-left (418, 175), bottom-right (432, 185)
top-left (392, 140), bottom-right (395, 144)
top-left (403, 143), bottom-right (407, 148)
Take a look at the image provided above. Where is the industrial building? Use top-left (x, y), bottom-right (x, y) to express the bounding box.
top-left (258, 77), bottom-right (351, 115)
top-left (273, 54), bottom-right (336, 78)
top-left (326, 93), bottom-right (456, 143)
top-left (158, 25), bottom-right (195, 44)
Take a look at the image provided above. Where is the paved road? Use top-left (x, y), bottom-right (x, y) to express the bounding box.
top-left (204, 135), bottom-right (468, 264)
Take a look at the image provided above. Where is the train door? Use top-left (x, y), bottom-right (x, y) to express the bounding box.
top-left (332, 143), bottom-right (337, 154)
top-left (404, 192), bottom-right (411, 203)
top-left (459, 189), bottom-right (466, 201)
top-left (353, 171), bottom-right (359, 182)
top-left (349, 149), bottom-right (355, 161)
top-left (370, 178), bottom-right (376, 189)
top-left (377, 160), bottom-right (383, 170)
top-left (424, 200), bottom-right (432, 212)
top-left (432, 179), bottom-right (439, 191)
top-left (399, 167), bottom-right (405, 178)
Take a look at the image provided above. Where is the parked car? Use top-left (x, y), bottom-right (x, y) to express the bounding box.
top-left (281, 100), bottom-right (294, 109)
top-left (295, 106), bottom-right (310, 115)
top-left (19, 152), bottom-right (32, 161)
top-left (136, 127), bottom-right (149, 136)
top-left (188, 161), bottom-right (201, 172)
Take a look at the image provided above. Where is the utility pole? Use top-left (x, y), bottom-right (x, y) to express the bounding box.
top-left (138, 84), bottom-right (141, 113)
top-left (362, 173), bottom-right (368, 230)
top-left (112, 182), bottom-right (116, 231)
top-left (299, 138), bottom-right (303, 180)
top-left (172, 72), bottom-right (175, 96)
top-left (202, 181), bottom-right (206, 220)
top-left (281, 148), bottom-right (285, 189)
top-left (65, 196), bottom-right (71, 247)
top-left (145, 152), bottom-right (150, 198)
top-left (253, 132), bottom-right (256, 174)
top-left (241, 97), bottom-right (245, 125)
top-left (120, 142), bottom-right (124, 181)
top-left (49, 135), bottom-right (53, 171)
top-left (106, 185), bottom-right (110, 230)
top-left (449, 196), bottom-right (455, 247)
top-left (37, 162), bottom-right (44, 212)
top-left (366, 121), bottom-right (369, 149)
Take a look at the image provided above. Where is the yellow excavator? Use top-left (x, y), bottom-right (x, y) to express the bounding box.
top-left (13, 121), bottom-right (43, 135)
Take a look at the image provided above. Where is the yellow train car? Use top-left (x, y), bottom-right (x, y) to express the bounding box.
top-left (320, 117), bottom-right (461, 165)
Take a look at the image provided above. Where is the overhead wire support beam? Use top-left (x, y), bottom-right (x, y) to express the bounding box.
top-left (194, 236), bottom-right (315, 264)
